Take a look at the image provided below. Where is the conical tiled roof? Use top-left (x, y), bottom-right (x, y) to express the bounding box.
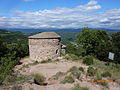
top-left (28, 32), bottom-right (61, 39)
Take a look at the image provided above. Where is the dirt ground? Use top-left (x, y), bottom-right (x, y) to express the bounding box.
top-left (11, 57), bottom-right (120, 90)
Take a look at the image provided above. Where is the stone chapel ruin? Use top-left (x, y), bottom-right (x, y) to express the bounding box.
top-left (28, 32), bottom-right (62, 61)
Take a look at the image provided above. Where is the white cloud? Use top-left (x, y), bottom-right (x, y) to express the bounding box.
top-left (0, 1), bottom-right (120, 29)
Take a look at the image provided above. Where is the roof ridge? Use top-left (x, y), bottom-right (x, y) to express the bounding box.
top-left (28, 32), bottom-right (61, 39)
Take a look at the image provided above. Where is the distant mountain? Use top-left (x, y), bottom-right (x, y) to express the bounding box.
top-left (0, 29), bottom-right (29, 44)
top-left (3, 28), bottom-right (120, 33)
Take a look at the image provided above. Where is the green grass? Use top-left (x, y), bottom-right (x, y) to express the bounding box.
top-left (60, 75), bottom-right (74, 84)
top-left (83, 55), bottom-right (94, 65)
top-left (101, 71), bottom-right (112, 78)
top-left (71, 71), bottom-right (81, 79)
top-left (72, 84), bottom-right (89, 90)
top-left (68, 66), bottom-right (78, 72)
top-left (64, 54), bottom-right (80, 61)
top-left (11, 84), bottom-right (22, 90)
top-left (3, 74), bottom-right (31, 85)
top-left (79, 67), bottom-right (84, 72)
top-left (40, 59), bottom-right (52, 63)
top-left (51, 72), bottom-right (66, 80)
top-left (87, 66), bottom-right (97, 76)
top-left (30, 61), bottom-right (40, 65)
top-left (32, 73), bottom-right (46, 85)
top-left (92, 59), bottom-right (120, 80)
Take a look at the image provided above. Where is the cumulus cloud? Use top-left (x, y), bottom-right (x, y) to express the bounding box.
top-left (0, 0), bottom-right (120, 29)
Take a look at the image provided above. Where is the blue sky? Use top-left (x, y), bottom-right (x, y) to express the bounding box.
top-left (0, 0), bottom-right (120, 29)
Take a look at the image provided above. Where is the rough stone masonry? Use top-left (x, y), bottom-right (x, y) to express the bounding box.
top-left (28, 32), bottom-right (61, 61)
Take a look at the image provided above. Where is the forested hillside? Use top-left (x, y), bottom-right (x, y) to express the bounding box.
top-left (0, 29), bottom-right (29, 44)
top-left (0, 29), bottom-right (29, 85)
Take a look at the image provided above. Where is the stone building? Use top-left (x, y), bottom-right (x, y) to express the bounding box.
top-left (28, 32), bottom-right (61, 61)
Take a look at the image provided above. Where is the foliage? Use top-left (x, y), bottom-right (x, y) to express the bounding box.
top-left (51, 72), bottom-right (65, 80)
top-left (72, 71), bottom-right (81, 79)
top-left (3, 74), bottom-right (31, 85)
top-left (11, 84), bottom-right (22, 90)
top-left (111, 32), bottom-right (120, 63)
top-left (94, 73), bottom-right (102, 80)
top-left (0, 29), bottom-right (29, 85)
top-left (101, 71), bottom-right (112, 78)
top-left (68, 66), bottom-right (78, 72)
top-left (77, 28), bottom-right (113, 61)
top-left (87, 66), bottom-right (96, 76)
top-left (68, 66), bottom-right (81, 79)
top-left (64, 54), bottom-right (80, 61)
top-left (79, 67), bottom-right (84, 72)
top-left (83, 55), bottom-right (94, 65)
top-left (32, 73), bottom-right (46, 85)
top-left (60, 75), bottom-right (74, 84)
top-left (40, 59), bottom-right (52, 63)
top-left (31, 61), bottom-right (40, 65)
top-left (72, 84), bottom-right (89, 90)
top-left (66, 42), bottom-right (85, 56)
top-left (57, 31), bottom-right (77, 45)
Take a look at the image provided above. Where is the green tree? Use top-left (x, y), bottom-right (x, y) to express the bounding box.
top-left (77, 28), bottom-right (112, 61)
top-left (112, 32), bottom-right (120, 63)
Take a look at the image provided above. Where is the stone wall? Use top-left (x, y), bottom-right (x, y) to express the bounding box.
top-left (29, 38), bottom-right (61, 61)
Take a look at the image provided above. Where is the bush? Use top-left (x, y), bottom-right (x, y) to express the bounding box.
top-left (79, 67), bottom-right (84, 72)
top-left (51, 72), bottom-right (65, 80)
top-left (60, 75), bottom-right (74, 84)
top-left (70, 54), bottom-right (80, 61)
top-left (3, 74), bottom-right (31, 85)
top-left (83, 55), bottom-right (93, 65)
top-left (68, 66), bottom-right (82, 79)
top-left (72, 71), bottom-right (81, 79)
top-left (68, 66), bottom-right (78, 72)
top-left (31, 61), bottom-right (39, 65)
top-left (40, 59), bottom-right (52, 63)
top-left (87, 66), bottom-right (96, 76)
top-left (94, 73), bottom-right (102, 80)
top-left (101, 71), bottom-right (112, 78)
top-left (11, 84), bottom-right (22, 90)
top-left (32, 73), bottom-right (46, 85)
top-left (64, 54), bottom-right (80, 61)
top-left (72, 84), bottom-right (89, 90)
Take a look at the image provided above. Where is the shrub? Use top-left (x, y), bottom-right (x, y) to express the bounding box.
top-left (94, 73), bottom-right (102, 80)
top-left (41, 59), bottom-right (52, 63)
top-left (51, 72), bottom-right (65, 80)
top-left (72, 71), bottom-right (81, 79)
top-left (72, 84), bottom-right (89, 90)
top-left (68, 66), bottom-right (78, 72)
top-left (87, 66), bottom-right (96, 76)
top-left (79, 67), bottom-right (84, 72)
top-left (32, 73), bottom-right (45, 85)
top-left (2, 74), bottom-right (31, 85)
top-left (60, 75), bottom-right (74, 84)
top-left (83, 55), bottom-right (93, 65)
top-left (101, 71), bottom-right (112, 78)
top-left (64, 54), bottom-right (80, 61)
top-left (11, 84), bottom-right (22, 90)
top-left (70, 54), bottom-right (80, 61)
top-left (31, 61), bottom-right (39, 65)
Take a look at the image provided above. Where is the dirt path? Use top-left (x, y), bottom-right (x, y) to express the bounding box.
top-left (13, 58), bottom-right (120, 90)
top-left (16, 58), bottom-right (87, 78)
